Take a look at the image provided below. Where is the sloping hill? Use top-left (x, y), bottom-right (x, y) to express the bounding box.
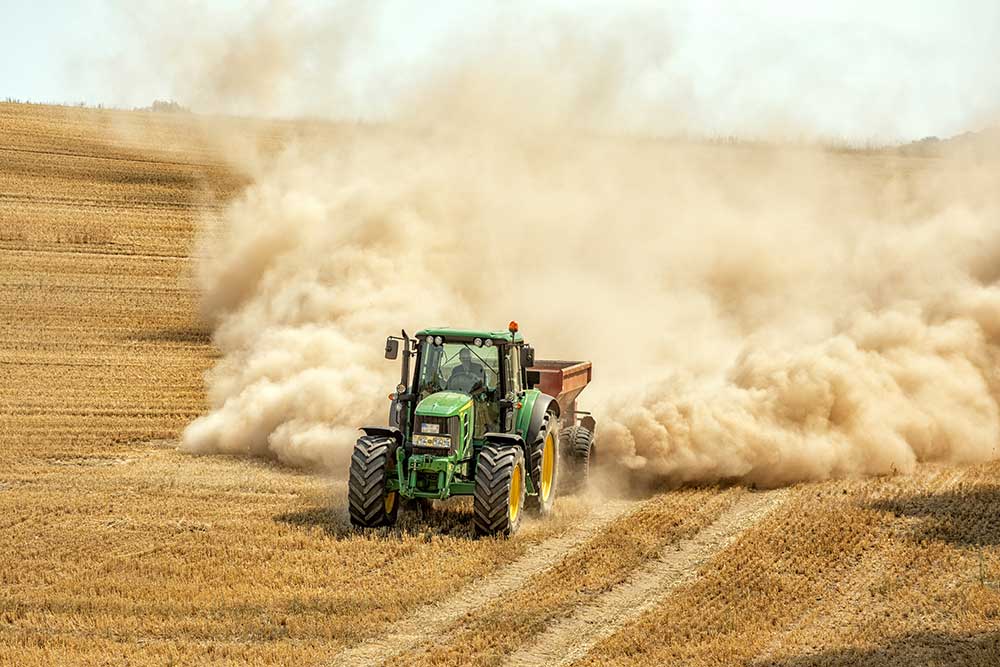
top-left (0, 103), bottom-right (997, 666)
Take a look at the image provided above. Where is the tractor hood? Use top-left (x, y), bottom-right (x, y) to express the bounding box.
top-left (415, 391), bottom-right (473, 417)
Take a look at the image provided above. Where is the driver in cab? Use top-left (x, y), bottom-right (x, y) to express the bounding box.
top-left (447, 348), bottom-right (485, 394)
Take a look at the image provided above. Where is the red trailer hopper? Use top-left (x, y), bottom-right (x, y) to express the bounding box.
top-left (527, 360), bottom-right (594, 430)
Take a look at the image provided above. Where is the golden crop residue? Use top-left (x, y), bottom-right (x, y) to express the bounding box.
top-left (0, 103), bottom-right (590, 666)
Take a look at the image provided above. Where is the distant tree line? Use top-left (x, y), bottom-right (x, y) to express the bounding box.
top-left (1, 98), bottom-right (190, 113)
top-left (137, 100), bottom-right (191, 113)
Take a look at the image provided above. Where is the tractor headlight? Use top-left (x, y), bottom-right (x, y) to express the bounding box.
top-left (413, 434), bottom-right (451, 449)
top-left (474, 337), bottom-right (483, 347)
top-left (434, 336), bottom-right (443, 345)
top-left (484, 339), bottom-right (493, 347)
top-left (425, 335), bottom-right (434, 344)
top-left (396, 383), bottom-right (406, 394)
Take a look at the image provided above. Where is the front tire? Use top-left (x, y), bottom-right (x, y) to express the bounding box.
top-left (473, 444), bottom-right (526, 537)
top-left (348, 435), bottom-right (399, 528)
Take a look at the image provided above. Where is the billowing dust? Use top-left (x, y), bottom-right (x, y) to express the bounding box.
top-left (164, 7), bottom-right (1000, 488)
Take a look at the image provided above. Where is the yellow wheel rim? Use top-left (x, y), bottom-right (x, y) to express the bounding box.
top-left (540, 434), bottom-right (555, 501)
top-left (509, 464), bottom-right (522, 523)
top-left (384, 491), bottom-right (397, 514)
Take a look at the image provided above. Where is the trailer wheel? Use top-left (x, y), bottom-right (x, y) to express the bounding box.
top-left (348, 435), bottom-right (399, 529)
top-left (473, 445), bottom-right (526, 537)
top-left (558, 424), bottom-right (595, 493)
top-left (526, 410), bottom-right (559, 515)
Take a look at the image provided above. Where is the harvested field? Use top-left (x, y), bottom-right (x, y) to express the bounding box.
top-left (0, 103), bottom-right (587, 665)
top-left (1, 102), bottom-right (999, 666)
top-left (574, 466), bottom-right (1000, 667)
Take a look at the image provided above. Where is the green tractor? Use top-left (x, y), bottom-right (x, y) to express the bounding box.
top-left (349, 323), bottom-right (596, 536)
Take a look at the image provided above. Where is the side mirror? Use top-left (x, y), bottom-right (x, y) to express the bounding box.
top-left (520, 345), bottom-right (535, 369)
top-left (385, 338), bottom-right (399, 360)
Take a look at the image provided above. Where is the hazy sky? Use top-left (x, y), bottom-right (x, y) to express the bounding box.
top-left (3, 0), bottom-right (999, 141)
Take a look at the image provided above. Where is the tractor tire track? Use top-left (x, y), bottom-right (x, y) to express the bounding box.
top-left (0, 191), bottom-right (225, 212)
top-left (505, 489), bottom-right (790, 667)
top-left (0, 145), bottom-right (227, 170)
top-left (330, 498), bottom-right (638, 667)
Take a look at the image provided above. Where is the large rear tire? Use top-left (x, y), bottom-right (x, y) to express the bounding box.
top-left (558, 424), bottom-right (595, 493)
top-left (526, 410), bottom-right (559, 514)
top-left (348, 435), bottom-right (399, 529)
top-left (473, 445), bottom-right (526, 537)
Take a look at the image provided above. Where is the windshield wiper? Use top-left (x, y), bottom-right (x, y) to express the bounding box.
top-left (464, 344), bottom-right (498, 381)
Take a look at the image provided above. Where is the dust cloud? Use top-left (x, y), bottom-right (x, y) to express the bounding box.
top-left (171, 4), bottom-right (1000, 487)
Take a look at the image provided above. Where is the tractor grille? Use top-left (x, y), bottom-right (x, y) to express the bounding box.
top-left (412, 415), bottom-right (457, 455)
top-left (416, 416), bottom-right (450, 435)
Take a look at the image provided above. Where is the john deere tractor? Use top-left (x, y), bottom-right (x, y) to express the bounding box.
top-left (348, 323), bottom-right (596, 537)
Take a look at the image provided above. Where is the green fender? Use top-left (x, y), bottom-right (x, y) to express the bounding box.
top-left (515, 389), bottom-right (560, 444)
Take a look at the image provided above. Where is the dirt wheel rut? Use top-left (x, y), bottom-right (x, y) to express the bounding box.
top-left (504, 489), bottom-right (789, 667)
top-left (329, 498), bottom-right (637, 667)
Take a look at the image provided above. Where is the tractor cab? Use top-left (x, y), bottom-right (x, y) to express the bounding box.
top-left (413, 339), bottom-right (501, 437)
top-left (412, 329), bottom-right (519, 436)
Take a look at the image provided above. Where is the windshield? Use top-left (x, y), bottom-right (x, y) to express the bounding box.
top-left (417, 341), bottom-right (500, 399)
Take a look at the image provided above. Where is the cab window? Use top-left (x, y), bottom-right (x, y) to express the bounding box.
top-left (417, 341), bottom-right (499, 399)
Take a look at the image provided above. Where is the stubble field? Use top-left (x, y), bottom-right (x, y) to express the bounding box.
top-left (1, 102), bottom-right (998, 666)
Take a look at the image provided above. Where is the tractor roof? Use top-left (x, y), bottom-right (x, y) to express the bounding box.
top-left (415, 327), bottom-right (524, 343)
